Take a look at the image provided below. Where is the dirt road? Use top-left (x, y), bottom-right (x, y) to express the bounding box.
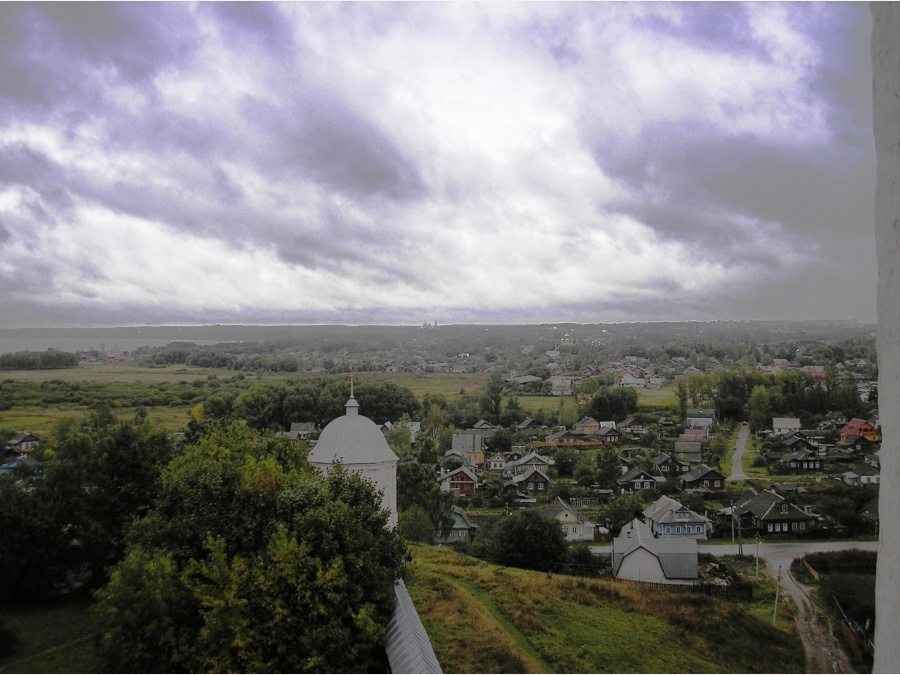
top-left (726, 423), bottom-right (750, 482)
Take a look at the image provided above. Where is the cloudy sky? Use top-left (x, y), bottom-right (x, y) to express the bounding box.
top-left (0, 2), bottom-right (876, 328)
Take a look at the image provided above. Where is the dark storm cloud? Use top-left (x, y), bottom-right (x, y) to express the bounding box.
top-left (0, 3), bottom-right (878, 327)
top-left (0, 3), bottom-right (199, 111)
top-left (242, 93), bottom-right (426, 203)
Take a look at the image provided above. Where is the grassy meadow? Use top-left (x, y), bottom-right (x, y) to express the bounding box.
top-left (406, 544), bottom-right (803, 674)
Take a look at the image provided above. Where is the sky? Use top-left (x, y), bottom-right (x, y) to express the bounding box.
top-left (0, 2), bottom-right (877, 328)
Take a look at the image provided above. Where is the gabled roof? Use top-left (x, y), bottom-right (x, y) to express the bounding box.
top-left (441, 466), bottom-right (479, 483)
top-left (511, 467), bottom-right (550, 484)
top-left (617, 466), bottom-right (658, 484)
top-left (515, 451), bottom-right (550, 466)
top-left (643, 495), bottom-right (711, 526)
top-left (542, 497), bottom-right (594, 525)
top-left (516, 417), bottom-right (539, 430)
top-left (681, 464), bottom-right (724, 483)
top-left (612, 519), bottom-right (699, 580)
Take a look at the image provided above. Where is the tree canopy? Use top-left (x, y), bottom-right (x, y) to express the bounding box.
top-left (95, 424), bottom-right (405, 673)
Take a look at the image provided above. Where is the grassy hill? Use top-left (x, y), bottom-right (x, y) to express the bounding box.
top-left (405, 544), bottom-right (804, 674)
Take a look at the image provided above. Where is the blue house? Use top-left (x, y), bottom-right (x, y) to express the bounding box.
top-left (643, 495), bottom-right (712, 539)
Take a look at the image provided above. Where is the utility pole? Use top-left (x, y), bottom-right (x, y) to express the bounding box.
top-left (755, 535), bottom-right (761, 579)
top-left (773, 565), bottom-right (782, 626)
top-left (731, 500), bottom-right (735, 545)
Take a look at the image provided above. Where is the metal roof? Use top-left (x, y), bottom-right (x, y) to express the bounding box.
top-left (384, 579), bottom-right (442, 674)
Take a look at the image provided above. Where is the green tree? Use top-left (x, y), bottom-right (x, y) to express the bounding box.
top-left (95, 426), bottom-right (404, 673)
top-left (43, 410), bottom-right (173, 584)
top-left (396, 461), bottom-right (455, 536)
top-left (675, 379), bottom-right (689, 422)
top-left (480, 373), bottom-right (505, 424)
top-left (399, 505), bottom-right (436, 544)
top-left (747, 385), bottom-right (771, 434)
top-left (482, 509), bottom-right (567, 572)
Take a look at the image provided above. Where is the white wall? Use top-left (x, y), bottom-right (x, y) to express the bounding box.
top-left (873, 4), bottom-right (900, 671)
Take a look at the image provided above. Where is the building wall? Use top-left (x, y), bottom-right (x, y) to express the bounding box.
top-left (617, 547), bottom-right (666, 583)
top-left (874, 5), bottom-right (900, 670)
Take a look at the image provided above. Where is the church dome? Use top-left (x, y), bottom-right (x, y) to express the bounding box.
top-left (308, 396), bottom-right (398, 465)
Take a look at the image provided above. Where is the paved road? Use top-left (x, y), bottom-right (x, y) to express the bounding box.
top-left (726, 423), bottom-right (750, 482)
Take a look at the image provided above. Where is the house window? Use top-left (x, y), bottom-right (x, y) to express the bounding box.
top-left (527, 483), bottom-right (534, 490)
top-left (662, 465), bottom-right (669, 472)
top-left (703, 480), bottom-right (709, 487)
top-left (665, 526), bottom-right (671, 534)
top-left (768, 523), bottom-right (773, 532)
top-left (571, 526), bottom-right (577, 533)
top-left (676, 526), bottom-right (681, 534)
top-left (538, 483), bottom-right (545, 490)
top-left (781, 504), bottom-right (788, 513)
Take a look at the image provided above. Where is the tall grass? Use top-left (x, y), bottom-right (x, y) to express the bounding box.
top-left (407, 544), bottom-right (803, 674)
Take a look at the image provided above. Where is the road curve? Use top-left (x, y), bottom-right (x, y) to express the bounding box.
top-left (705, 541), bottom-right (878, 674)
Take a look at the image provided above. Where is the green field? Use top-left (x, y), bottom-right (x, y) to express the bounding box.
top-left (406, 544), bottom-right (803, 674)
top-left (0, 364), bottom-right (679, 439)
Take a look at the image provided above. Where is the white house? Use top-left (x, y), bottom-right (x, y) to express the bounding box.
top-left (773, 417), bottom-right (802, 435)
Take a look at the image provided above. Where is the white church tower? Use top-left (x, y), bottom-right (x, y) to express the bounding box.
top-left (307, 388), bottom-right (399, 529)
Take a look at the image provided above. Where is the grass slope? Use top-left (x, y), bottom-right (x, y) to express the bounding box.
top-left (0, 595), bottom-right (99, 674)
top-left (406, 545), bottom-right (804, 674)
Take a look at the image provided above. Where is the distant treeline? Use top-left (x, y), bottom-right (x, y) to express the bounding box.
top-left (0, 349), bottom-right (79, 370)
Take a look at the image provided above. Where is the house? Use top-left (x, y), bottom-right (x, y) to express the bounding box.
top-left (679, 465), bottom-right (726, 492)
top-left (651, 453), bottom-right (690, 477)
top-left (836, 434), bottom-right (876, 453)
top-left (542, 497), bottom-right (596, 542)
top-left (781, 450), bottom-right (822, 472)
top-left (619, 417), bottom-right (644, 436)
top-left (730, 489), bottom-right (817, 536)
top-left (439, 449), bottom-right (467, 471)
top-left (616, 467), bottom-right (661, 493)
top-left (0, 454), bottom-right (42, 477)
top-left (673, 441), bottom-right (702, 464)
top-left (643, 495), bottom-right (712, 539)
top-left (513, 451), bottom-right (550, 475)
top-left (5, 432), bottom-right (39, 454)
top-left (515, 418), bottom-right (542, 436)
top-left (511, 467), bottom-right (550, 495)
top-left (547, 429), bottom-right (581, 445)
top-left (853, 461), bottom-right (881, 485)
top-left (839, 418), bottom-right (881, 442)
top-left (619, 373), bottom-right (645, 388)
top-left (440, 466), bottom-right (479, 495)
top-left (452, 433), bottom-right (486, 467)
top-left (686, 409), bottom-right (715, 429)
top-left (613, 519), bottom-right (699, 585)
top-left (597, 427), bottom-right (621, 443)
top-left (573, 417), bottom-right (600, 435)
top-left (487, 454), bottom-right (507, 470)
top-left (772, 417), bottom-right (801, 436)
top-left (680, 428), bottom-right (709, 441)
top-left (470, 419), bottom-right (499, 432)
top-left (276, 421), bottom-right (316, 442)
top-left (433, 506), bottom-right (478, 544)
